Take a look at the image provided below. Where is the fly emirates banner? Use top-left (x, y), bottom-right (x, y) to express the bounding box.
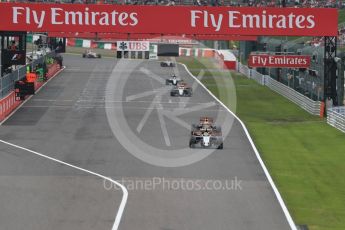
top-left (0, 3), bottom-right (338, 36)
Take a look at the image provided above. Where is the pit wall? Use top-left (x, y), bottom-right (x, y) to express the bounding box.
top-left (0, 63), bottom-right (61, 122)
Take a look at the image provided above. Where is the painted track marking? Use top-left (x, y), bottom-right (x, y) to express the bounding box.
top-left (180, 63), bottom-right (297, 230)
top-left (0, 139), bottom-right (128, 230)
top-left (0, 65), bottom-right (128, 230)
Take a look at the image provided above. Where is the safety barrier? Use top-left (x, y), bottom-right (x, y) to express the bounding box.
top-left (0, 66), bottom-right (26, 98)
top-left (250, 69), bottom-right (267, 85)
top-left (0, 91), bottom-right (21, 121)
top-left (265, 77), bottom-right (322, 116)
top-left (327, 106), bottom-right (345, 133)
top-left (237, 62), bottom-right (322, 116)
top-left (0, 57), bottom-right (61, 122)
top-left (1, 52), bottom-right (57, 98)
top-left (35, 63), bottom-right (60, 90)
top-left (238, 62), bottom-right (252, 79)
top-left (238, 63), bottom-right (267, 86)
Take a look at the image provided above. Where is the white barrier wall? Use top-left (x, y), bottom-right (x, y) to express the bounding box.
top-left (327, 107), bottom-right (345, 133)
top-left (237, 62), bottom-right (322, 116)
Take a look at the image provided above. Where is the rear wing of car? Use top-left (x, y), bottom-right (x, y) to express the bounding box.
top-left (199, 117), bottom-right (214, 123)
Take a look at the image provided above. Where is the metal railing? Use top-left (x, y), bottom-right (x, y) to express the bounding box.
top-left (0, 66), bottom-right (26, 98)
top-left (0, 52), bottom-right (55, 99)
top-left (250, 68), bottom-right (267, 86)
top-left (238, 62), bottom-right (251, 78)
top-left (238, 62), bottom-right (266, 85)
top-left (327, 106), bottom-right (345, 133)
top-left (237, 62), bottom-right (321, 116)
top-left (265, 77), bottom-right (321, 116)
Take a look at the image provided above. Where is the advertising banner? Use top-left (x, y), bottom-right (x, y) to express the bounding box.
top-left (116, 41), bottom-right (149, 51)
top-left (0, 3), bottom-right (338, 36)
top-left (149, 44), bottom-right (158, 60)
top-left (248, 54), bottom-right (311, 68)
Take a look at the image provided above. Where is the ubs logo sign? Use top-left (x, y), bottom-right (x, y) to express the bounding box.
top-left (116, 41), bottom-right (149, 51)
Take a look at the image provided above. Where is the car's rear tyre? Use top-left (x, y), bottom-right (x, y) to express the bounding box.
top-left (189, 141), bottom-right (195, 148)
top-left (97, 54), bottom-right (101, 58)
top-left (191, 125), bottom-right (197, 134)
top-left (217, 143), bottom-right (223, 149)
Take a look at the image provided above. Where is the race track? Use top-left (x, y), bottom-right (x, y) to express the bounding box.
top-left (0, 54), bottom-right (293, 230)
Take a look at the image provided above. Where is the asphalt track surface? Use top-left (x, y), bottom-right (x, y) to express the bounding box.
top-left (0, 54), bottom-right (292, 230)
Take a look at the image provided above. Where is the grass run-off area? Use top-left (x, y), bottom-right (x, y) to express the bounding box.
top-left (178, 56), bottom-right (345, 230)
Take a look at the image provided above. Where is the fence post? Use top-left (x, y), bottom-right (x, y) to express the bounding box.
top-left (320, 101), bottom-right (325, 118)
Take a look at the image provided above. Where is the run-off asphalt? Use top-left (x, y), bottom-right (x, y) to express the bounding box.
top-left (0, 54), bottom-right (292, 230)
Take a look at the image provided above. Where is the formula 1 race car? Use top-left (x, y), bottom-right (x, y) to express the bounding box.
top-left (165, 75), bottom-right (182, 86)
top-left (170, 82), bottom-right (192, 97)
top-left (82, 50), bottom-right (101, 58)
top-left (189, 117), bottom-right (223, 149)
top-left (160, 61), bottom-right (176, 67)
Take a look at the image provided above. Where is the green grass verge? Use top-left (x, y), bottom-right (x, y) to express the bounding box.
top-left (179, 57), bottom-right (345, 230)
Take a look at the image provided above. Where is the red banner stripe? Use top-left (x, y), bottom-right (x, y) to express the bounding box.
top-left (48, 32), bottom-right (257, 41)
top-left (0, 3), bottom-right (338, 36)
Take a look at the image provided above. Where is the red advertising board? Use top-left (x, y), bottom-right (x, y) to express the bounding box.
top-left (0, 3), bottom-right (338, 36)
top-left (248, 54), bottom-right (311, 68)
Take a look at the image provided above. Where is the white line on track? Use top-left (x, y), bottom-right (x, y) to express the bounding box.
top-left (126, 90), bottom-right (159, 101)
top-left (65, 67), bottom-right (81, 71)
top-left (180, 63), bottom-right (297, 230)
top-left (20, 105), bottom-right (225, 113)
top-left (0, 65), bottom-right (128, 230)
top-left (0, 139), bottom-right (128, 230)
top-left (31, 98), bottom-right (221, 106)
top-left (171, 101), bottom-right (217, 116)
